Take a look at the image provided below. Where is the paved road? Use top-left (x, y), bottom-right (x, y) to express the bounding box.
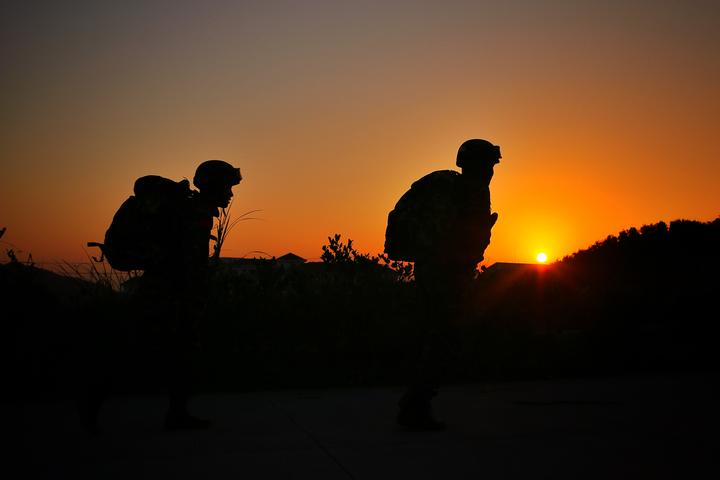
top-left (14, 373), bottom-right (717, 479)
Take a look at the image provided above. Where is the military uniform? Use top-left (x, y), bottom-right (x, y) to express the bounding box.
top-left (81, 160), bottom-right (240, 432)
top-left (133, 193), bottom-right (218, 418)
top-left (386, 139), bottom-right (500, 430)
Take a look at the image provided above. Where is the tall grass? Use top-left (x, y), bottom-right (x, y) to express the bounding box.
top-left (211, 200), bottom-right (262, 260)
top-left (58, 249), bottom-right (139, 291)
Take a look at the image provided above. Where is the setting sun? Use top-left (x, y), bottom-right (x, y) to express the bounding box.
top-left (536, 252), bottom-right (548, 263)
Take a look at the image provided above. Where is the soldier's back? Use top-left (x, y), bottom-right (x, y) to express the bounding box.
top-left (385, 170), bottom-right (491, 263)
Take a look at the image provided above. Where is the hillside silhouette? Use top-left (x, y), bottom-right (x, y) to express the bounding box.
top-left (475, 218), bottom-right (719, 322)
top-left (560, 219), bottom-right (718, 332)
top-left (470, 218), bottom-right (719, 375)
top-left (3, 218), bottom-right (718, 400)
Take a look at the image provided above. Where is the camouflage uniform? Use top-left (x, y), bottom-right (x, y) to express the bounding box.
top-left (386, 140), bottom-right (500, 430)
top-left (82, 160), bottom-right (240, 432)
top-left (133, 195), bottom-right (217, 416)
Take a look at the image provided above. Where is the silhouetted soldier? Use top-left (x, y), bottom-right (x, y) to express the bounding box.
top-left (83, 159), bottom-right (241, 432)
top-left (385, 139), bottom-right (500, 430)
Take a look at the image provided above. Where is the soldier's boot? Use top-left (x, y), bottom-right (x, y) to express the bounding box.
top-left (396, 386), bottom-right (446, 431)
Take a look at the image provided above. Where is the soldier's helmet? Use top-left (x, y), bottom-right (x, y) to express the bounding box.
top-left (193, 160), bottom-right (242, 190)
top-left (456, 139), bottom-right (501, 169)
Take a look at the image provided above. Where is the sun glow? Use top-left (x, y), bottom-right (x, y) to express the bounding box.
top-left (536, 252), bottom-right (548, 263)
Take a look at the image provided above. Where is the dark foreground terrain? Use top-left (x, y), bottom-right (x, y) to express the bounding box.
top-left (12, 373), bottom-right (717, 479)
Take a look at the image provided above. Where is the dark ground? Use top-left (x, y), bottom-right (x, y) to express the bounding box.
top-left (11, 372), bottom-right (718, 479)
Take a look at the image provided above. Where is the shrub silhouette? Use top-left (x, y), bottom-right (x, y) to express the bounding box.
top-left (5, 219), bottom-right (719, 397)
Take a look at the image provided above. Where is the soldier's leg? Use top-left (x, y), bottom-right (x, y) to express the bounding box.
top-left (398, 261), bottom-right (475, 429)
top-left (78, 365), bottom-right (111, 434)
top-left (397, 262), bottom-right (449, 430)
top-left (76, 306), bottom-right (132, 434)
top-left (163, 307), bottom-right (211, 430)
top-left (164, 337), bottom-right (192, 425)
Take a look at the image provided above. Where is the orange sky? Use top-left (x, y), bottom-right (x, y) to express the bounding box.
top-left (2, 1), bottom-right (719, 268)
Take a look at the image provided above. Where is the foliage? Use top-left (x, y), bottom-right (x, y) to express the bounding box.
top-left (321, 233), bottom-right (414, 281)
top-left (58, 254), bottom-right (138, 293)
top-left (320, 234), bottom-right (374, 265)
top-left (1, 227), bottom-right (34, 266)
top-left (211, 200), bottom-right (262, 260)
top-left (378, 253), bottom-right (414, 282)
top-left (5, 219), bottom-right (720, 399)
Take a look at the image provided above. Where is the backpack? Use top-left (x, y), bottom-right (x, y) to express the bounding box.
top-left (88, 176), bottom-right (193, 271)
top-left (384, 170), bottom-right (496, 263)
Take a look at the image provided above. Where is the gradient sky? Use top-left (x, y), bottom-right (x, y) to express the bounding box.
top-left (2, 0), bottom-right (719, 268)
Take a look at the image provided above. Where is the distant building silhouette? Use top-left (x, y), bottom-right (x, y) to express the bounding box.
top-left (220, 252), bottom-right (307, 274)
